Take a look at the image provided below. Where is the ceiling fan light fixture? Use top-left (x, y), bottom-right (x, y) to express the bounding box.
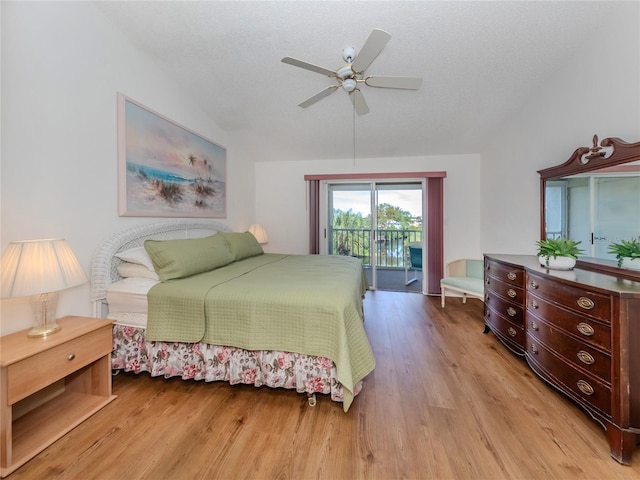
top-left (342, 78), bottom-right (357, 92)
top-left (337, 64), bottom-right (354, 79)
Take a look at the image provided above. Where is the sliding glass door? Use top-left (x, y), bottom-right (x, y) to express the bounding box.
top-left (322, 181), bottom-right (424, 291)
top-left (327, 182), bottom-right (376, 286)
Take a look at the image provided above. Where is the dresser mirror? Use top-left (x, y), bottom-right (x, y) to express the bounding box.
top-left (538, 135), bottom-right (640, 281)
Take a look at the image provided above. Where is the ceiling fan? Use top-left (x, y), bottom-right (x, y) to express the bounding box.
top-left (281, 29), bottom-right (423, 115)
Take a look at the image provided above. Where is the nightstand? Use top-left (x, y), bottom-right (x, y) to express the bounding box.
top-left (0, 316), bottom-right (116, 477)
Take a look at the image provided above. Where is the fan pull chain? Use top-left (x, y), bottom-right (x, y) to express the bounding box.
top-left (353, 98), bottom-right (356, 167)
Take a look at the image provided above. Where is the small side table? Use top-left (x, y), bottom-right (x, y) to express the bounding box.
top-left (0, 316), bottom-right (116, 477)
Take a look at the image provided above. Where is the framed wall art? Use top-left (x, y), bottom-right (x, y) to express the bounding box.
top-left (117, 93), bottom-right (226, 218)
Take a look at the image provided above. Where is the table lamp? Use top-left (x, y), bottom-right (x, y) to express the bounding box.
top-left (248, 224), bottom-right (268, 244)
top-left (1, 238), bottom-right (88, 337)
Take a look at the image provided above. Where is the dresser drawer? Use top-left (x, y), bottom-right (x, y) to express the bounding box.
top-left (6, 325), bottom-right (113, 404)
top-left (485, 292), bottom-right (524, 327)
top-left (485, 276), bottom-right (525, 304)
top-left (485, 305), bottom-right (525, 353)
top-left (527, 314), bottom-right (611, 383)
top-left (526, 293), bottom-right (611, 352)
top-left (526, 272), bottom-right (612, 322)
top-left (527, 335), bottom-right (611, 417)
top-left (486, 259), bottom-right (524, 287)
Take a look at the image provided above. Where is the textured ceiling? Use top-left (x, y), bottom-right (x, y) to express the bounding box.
top-left (95, 1), bottom-right (624, 162)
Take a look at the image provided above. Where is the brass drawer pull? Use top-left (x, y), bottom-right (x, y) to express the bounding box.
top-left (577, 380), bottom-right (594, 396)
top-left (530, 280), bottom-right (538, 289)
top-left (530, 344), bottom-right (538, 354)
top-left (67, 353), bottom-right (76, 361)
top-left (577, 296), bottom-right (595, 310)
top-left (507, 272), bottom-right (517, 281)
top-left (507, 288), bottom-right (516, 298)
top-left (530, 300), bottom-right (538, 309)
top-left (507, 327), bottom-right (517, 337)
top-left (577, 350), bottom-right (595, 365)
top-left (506, 307), bottom-right (517, 317)
top-left (530, 321), bottom-right (539, 331)
top-left (577, 322), bottom-right (595, 337)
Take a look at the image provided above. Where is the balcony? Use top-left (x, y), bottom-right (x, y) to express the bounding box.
top-left (330, 228), bottom-right (422, 292)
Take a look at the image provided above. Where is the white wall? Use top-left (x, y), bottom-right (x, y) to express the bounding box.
top-left (1, 2), bottom-right (253, 334)
top-left (254, 154), bottom-right (483, 267)
top-left (480, 4), bottom-right (640, 255)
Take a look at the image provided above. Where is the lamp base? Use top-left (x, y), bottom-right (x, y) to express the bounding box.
top-left (27, 323), bottom-right (62, 337)
top-left (28, 292), bottom-right (62, 338)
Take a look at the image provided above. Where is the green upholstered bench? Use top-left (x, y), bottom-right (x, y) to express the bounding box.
top-left (440, 259), bottom-right (484, 307)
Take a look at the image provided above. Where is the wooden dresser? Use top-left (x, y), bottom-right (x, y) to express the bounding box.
top-left (484, 257), bottom-right (526, 355)
top-left (484, 254), bottom-right (640, 465)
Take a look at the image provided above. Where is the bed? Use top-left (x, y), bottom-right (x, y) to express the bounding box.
top-left (91, 220), bottom-right (375, 411)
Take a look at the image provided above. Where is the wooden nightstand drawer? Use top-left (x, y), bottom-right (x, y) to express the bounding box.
top-left (6, 325), bottom-right (112, 405)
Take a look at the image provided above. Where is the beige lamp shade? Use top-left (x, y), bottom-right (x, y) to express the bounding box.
top-left (248, 224), bottom-right (268, 244)
top-left (1, 238), bottom-right (88, 299)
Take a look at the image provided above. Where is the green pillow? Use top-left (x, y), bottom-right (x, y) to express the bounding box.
top-left (222, 232), bottom-right (264, 261)
top-left (144, 234), bottom-right (234, 281)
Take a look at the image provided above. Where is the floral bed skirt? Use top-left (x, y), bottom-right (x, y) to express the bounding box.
top-left (111, 324), bottom-right (362, 403)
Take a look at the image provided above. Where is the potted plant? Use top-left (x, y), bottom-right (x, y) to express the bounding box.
top-left (607, 237), bottom-right (640, 269)
top-left (536, 237), bottom-right (585, 270)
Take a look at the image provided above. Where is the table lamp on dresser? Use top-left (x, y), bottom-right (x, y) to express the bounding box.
top-left (1, 238), bottom-right (88, 337)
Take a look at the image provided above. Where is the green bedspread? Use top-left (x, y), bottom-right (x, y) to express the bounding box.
top-left (146, 253), bottom-right (375, 411)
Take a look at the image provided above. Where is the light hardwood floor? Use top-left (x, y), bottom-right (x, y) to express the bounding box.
top-left (9, 292), bottom-right (640, 479)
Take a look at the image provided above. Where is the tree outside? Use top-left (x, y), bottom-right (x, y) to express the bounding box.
top-left (332, 204), bottom-right (422, 266)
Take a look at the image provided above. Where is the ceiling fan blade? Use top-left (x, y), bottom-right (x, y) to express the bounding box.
top-left (281, 57), bottom-right (336, 77)
top-left (351, 29), bottom-right (392, 73)
top-left (298, 85), bottom-right (339, 108)
top-left (365, 76), bottom-right (423, 90)
top-left (351, 89), bottom-right (370, 116)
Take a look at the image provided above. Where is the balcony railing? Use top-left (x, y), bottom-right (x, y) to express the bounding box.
top-left (330, 228), bottom-right (422, 268)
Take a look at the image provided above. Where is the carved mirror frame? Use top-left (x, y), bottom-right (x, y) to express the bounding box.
top-left (538, 135), bottom-right (640, 282)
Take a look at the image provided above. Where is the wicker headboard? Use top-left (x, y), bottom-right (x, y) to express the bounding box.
top-left (90, 219), bottom-right (230, 316)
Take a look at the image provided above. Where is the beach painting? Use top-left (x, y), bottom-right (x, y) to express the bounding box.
top-left (117, 93), bottom-right (226, 217)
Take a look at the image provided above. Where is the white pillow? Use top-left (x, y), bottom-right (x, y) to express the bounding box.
top-left (107, 277), bottom-right (159, 294)
top-left (117, 262), bottom-right (160, 281)
top-left (115, 246), bottom-right (155, 271)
